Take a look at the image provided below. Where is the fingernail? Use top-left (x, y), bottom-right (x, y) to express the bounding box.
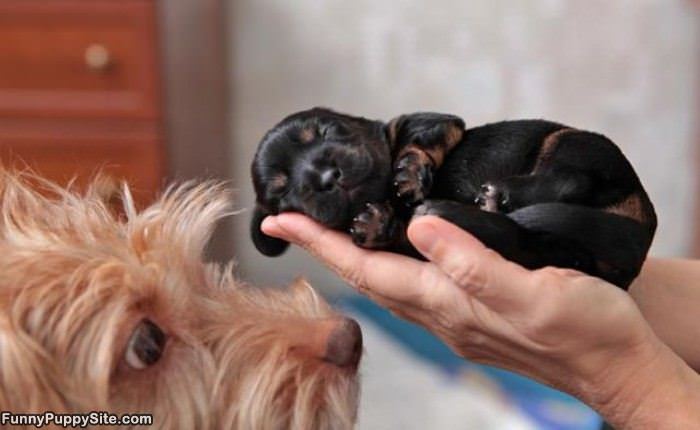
top-left (410, 222), bottom-right (439, 255)
top-left (261, 216), bottom-right (281, 236)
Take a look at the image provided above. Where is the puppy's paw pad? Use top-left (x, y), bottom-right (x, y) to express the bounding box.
top-left (350, 203), bottom-right (395, 248)
top-left (474, 183), bottom-right (510, 213)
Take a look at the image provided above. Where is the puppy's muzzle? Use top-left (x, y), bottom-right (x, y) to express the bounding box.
top-left (303, 165), bottom-right (343, 193)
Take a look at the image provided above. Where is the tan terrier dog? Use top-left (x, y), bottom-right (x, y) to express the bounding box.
top-left (0, 169), bottom-right (362, 429)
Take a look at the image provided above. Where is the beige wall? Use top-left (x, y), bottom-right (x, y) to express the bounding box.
top-left (227, 0), bottom-right (699, 292)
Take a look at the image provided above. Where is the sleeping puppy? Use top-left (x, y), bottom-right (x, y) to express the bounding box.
top-left (251, 108), bottom-right (657, 289)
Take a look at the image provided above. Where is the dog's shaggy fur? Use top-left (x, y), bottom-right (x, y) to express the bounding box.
top-left (0, 170), bottom-right (360, 429)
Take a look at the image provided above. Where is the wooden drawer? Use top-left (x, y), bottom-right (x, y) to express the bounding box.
top-left (0, 0), bottom-right (160, 119)
top-left (0, 133), bottom-right (163, 204)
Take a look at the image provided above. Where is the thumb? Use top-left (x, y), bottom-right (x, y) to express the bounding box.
top-left (407, 215), bottom-right (535, 309)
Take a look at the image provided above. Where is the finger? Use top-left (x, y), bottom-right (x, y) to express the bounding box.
top-left (261, 213), bottom-right (347, 251)
top-left (263, 213), bottom-right (441, 308)
top-left (407, 215), bottom-right (535, 309)
top-left (264, 214), bottom-right (450, 326)
top-left (260, 215), bottom-right (287, 240)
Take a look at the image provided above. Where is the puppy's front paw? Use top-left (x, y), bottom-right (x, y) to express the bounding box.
top-left (474, 183), bottom-right (511, 213)
top-left (393, 154), bottom-right (433, 206)
top-left (350, 202), bottom-right (396, 248)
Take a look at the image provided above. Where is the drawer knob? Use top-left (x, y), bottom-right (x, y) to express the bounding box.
top-left (84, 44), bottom-right (111, 71)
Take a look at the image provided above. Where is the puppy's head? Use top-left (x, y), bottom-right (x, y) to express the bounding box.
top-left (251, 107), bottom-right (392, 256)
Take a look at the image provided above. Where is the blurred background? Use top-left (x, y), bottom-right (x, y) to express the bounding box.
top-left (1, 1), bottom-right (698, 429)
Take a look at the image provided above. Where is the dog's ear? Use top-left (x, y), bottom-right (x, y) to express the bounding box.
top-left (251, 205), bottom-right (289, 257)
top-left (385, 112), bottom-right (465, 152)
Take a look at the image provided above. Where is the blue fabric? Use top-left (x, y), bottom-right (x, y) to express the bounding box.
top-left (342, 295), bottom-right (602, 430)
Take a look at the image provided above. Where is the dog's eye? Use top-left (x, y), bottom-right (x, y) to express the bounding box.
top-left (125, 319), bottom-right (167, 370)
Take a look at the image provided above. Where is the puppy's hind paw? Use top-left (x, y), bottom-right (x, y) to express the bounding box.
top-left (474, 183), bottom-right (510, 213)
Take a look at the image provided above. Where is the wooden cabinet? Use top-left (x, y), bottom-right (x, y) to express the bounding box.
top-left (0, 0), bottom-right (164, 202)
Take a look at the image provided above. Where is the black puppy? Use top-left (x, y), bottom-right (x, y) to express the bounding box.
top-left (251, 108), bottom-right (656, 288)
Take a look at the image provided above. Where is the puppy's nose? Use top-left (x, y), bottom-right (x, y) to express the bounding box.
top-left (323, 317), bottom-right (363, 368)
top-left (317, 167), bottom-right (341, 192)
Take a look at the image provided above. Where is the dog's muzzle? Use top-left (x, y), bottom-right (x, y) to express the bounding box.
top-left (323, 317), bottom-right (363, 369)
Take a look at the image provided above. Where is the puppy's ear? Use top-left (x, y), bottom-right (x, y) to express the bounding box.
top-left (385, 112), bottom-right (465, 152)
top-left (250, 205), bottom-right (289, 257)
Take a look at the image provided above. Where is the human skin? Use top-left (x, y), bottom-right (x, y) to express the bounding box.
top-left (629, 258), bottom-right (700, 372)
top-left (261, 213), bottom-right (700, 429)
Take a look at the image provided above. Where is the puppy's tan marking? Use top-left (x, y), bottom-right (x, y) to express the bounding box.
top-left (395, 123), bottom-right (463, 168)
top-left (386, 117), bottom-right (401, 149)
top-left (532, 128), bottom-right (575, 173)
top-left (269, 173), bottom-right (288, 191)
top-left (299, 127), bottom-right (315, 143)
top-left (444, 123), bottom-right (464, 150)
top-left (604, 192), bottom-right (646, 224)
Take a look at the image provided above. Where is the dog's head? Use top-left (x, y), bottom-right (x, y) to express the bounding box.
top-left (251, 107), bottom-right (393, 256)
top-left (0, 170), bottom-right (361, 429)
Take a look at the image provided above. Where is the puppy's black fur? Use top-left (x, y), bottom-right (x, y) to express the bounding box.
top-left (251, 108), bottom-right (656, 289)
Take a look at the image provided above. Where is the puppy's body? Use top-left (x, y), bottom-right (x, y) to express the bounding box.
top-left (251, 108), bottom-right (656, 288)
top-left (0, 169), bottom-right (361, 429)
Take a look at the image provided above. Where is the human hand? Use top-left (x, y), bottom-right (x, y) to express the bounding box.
top-left (261, 213), bottom-right (700, 429)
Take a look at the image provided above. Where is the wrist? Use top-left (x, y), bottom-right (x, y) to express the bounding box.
top-left (629, 258), bottom-right (700, 372)
top-left (582, 337), bottom-right (700, 429)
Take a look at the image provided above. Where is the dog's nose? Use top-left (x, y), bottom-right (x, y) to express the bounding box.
top-left (317, 167), bottom-right (341, 192)
top-left (323, 317), bottom-right (363, 368)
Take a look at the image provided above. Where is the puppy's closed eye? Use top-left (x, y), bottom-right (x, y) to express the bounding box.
top-left (320, 122), bottom-right (351, 139)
